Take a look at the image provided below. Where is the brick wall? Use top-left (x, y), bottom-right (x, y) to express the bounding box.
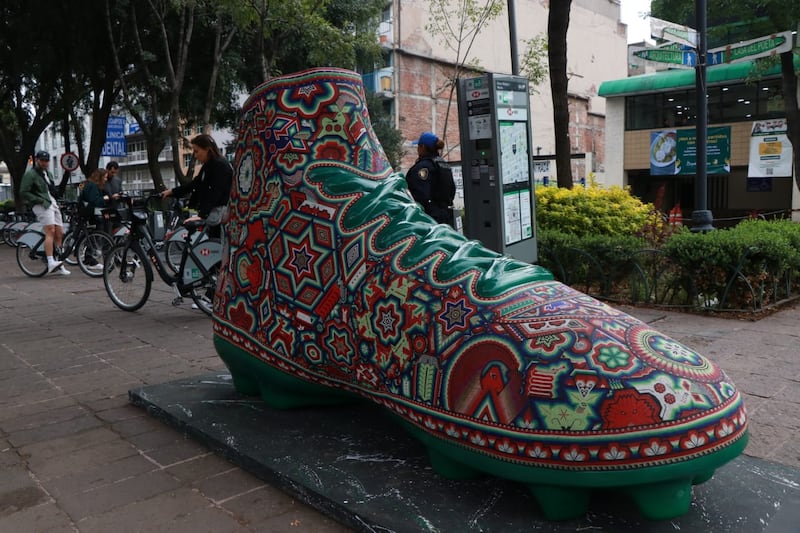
top-left (393, 54), bottom-right (607, 175)
top-left (396, 54), bottom-right (463, 170)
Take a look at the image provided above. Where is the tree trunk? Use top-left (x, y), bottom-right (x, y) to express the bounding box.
top-left (548, 0), bottom-right (573, 189)
top-left (780, 51), bottom-right (800, 194)
top-left (146, 136), bottom-right (166, 193)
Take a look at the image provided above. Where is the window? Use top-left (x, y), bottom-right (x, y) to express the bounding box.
top-left (625, 93), bottom-right (659, 130)
top-left (625, 76), bottom-right (784, 131)
top-left (758, 79), bottom-right (783, 118)
top-left (718, 84), bottom-right (756, 122)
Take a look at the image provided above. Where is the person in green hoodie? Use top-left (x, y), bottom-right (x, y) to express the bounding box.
top-left (20, 151), bottom-right (69, 275)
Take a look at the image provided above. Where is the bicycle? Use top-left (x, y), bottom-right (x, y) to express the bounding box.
top-left (16, 202), bottom-right (116, 278)
top-left (158, 197), bottom-right (193, 273)
top-left (102, 195), bottom-right (221, 316)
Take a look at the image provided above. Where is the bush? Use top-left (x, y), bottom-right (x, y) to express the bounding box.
top-left (536, 197), bottom-right (800, 312)
top-left (535, 184), bottom-right (663, 239)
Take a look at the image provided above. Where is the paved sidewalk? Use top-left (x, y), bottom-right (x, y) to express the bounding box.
top-left (0, 245), bottom-right (798, 531)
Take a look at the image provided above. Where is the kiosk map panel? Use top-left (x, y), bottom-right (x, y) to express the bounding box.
top-left (496, 79), bottom-right (533, 245)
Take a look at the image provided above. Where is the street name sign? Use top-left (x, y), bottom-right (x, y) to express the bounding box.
top-left (632, 47), bottom-right (697, 67)
top-left (650, 17), bottom-right (697, 48)
top-left (707, 31), bottom-right (793, 65)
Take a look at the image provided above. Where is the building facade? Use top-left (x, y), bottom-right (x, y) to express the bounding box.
top-left (599, 56), bottom-right (800, 224)
top-left (362, 0), bottom-right (629, 180)
top-left (35, 118), bottom-right (233, 197)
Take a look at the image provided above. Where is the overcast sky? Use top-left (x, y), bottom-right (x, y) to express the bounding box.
top-left (620, 0), bottom-right (653, 44)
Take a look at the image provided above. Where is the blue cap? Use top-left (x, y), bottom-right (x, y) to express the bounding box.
top-left (413, 132), bottom-right (439, 148)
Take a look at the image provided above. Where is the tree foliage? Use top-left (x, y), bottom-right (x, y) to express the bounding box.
top-left (521, 34), bottom-right (549, 94)
top-left (1, 0), bottom-right (390, 202)
top-left (365, 92), bottom-right (405, 169)
top-left (0, 0), bottom-right (120, 208)
top-left (232, 0), bottom-right (385, 92)
top-left (425, 0), bottom-right (505, 146)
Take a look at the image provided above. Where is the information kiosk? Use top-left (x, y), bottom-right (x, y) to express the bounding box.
top-left (456, 73), bottom-right (538, 263)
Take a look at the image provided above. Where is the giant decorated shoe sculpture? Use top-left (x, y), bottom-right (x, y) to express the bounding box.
top-left (213, 68), bottom-right (747, 521)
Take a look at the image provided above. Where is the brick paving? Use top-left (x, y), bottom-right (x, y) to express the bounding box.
top-left (0, 245), bottom-right (797, 531)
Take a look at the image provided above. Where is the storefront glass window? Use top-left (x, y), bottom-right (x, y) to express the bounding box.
top-left (625, 77), bottom-right (783, 130)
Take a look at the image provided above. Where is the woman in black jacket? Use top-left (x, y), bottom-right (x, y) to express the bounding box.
top-left (161, 134), bottom-right (233, 234)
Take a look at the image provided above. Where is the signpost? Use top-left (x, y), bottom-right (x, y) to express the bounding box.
top-left (638, 22), bottom-right (791, 69)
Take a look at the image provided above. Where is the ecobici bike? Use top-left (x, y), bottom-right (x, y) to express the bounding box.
top-left (102, 195), bottom-right (221, 316)
top-left (16, 202), bottom-right (115, 278)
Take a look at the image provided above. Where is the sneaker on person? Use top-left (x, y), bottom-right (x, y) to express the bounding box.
top-left (47, 260), bottom-right (64, 273)
top-left (57, 265), bottom-right (71, 276)
top-left (88, 262), bottom-right (104, 270)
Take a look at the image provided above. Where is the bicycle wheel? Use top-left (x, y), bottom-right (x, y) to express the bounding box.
top-left (190, 262), bottom-right (219, 317)
top-left (61, 230), bottom-right (78, 265)
top-left (6, 224), bottom-right (24, 247)
top-left (103, 243), bottom-right (152, 311)
top-left (16, 242), bottom-right (48, 277)
top-left (164, 240), bottom-right (185, 274)
top-left (77, 232), bottom-right (115, 278)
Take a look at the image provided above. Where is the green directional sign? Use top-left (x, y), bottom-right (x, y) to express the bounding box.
top-left (633, 48), bottom-right (697, 66)
top-left (708, 31), bottom-right (793, 65)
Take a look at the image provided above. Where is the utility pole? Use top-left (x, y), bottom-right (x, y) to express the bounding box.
top-left (508, 0), bottom-right (519, 75)
top-left (691, 0), bottom-right (714, 231)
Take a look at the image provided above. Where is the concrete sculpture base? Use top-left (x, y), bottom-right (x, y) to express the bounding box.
top-left (130, 374), bottom-right (798, 533)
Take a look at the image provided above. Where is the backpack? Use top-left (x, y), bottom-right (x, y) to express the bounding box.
top-left (430, 157), bottom-right (456, 207)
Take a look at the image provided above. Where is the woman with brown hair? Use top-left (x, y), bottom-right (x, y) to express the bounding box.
top-left (160, 134), bottom-right (233, 234)
top-left (80, 168), bottom-right (110, 211)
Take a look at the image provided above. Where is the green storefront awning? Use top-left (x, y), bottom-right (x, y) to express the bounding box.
top-left (598, 56), bottom-right (799, 97)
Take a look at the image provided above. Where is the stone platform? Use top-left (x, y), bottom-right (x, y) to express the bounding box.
top-left (130, 373), bottom-right (800, 533)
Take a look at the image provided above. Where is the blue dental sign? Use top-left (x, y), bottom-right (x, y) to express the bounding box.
top-left (102, 115), bottom-right (127, 156)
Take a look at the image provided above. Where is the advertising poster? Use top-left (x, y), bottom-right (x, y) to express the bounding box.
top-left (102, 116), bottom-right (127, 157)
top-left (650, 127), bottom-right (730, 175)
top-left (748, 119), bottom-right (793, 178)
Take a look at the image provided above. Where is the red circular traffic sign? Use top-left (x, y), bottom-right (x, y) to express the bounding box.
top-left (60, 152), bottom-right (79, 172)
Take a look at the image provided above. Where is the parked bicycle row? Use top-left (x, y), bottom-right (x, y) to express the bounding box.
top-left (1, 193), bottom-right (220, 317)
top-left (5, 134), bottom-right (231, 316)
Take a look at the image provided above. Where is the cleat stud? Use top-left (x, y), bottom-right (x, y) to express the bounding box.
top-left (627, 479), bottom-right (692, 520)
top-left (528, 485), bottom-right (589, 521)
top-left (426, 447), bottom-right (482, 480)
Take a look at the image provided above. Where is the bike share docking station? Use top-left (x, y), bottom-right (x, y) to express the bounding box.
top-left (457, 73), bottom-right (538, 264)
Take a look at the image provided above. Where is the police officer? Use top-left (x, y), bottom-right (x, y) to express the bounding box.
top-left (405, 132), bottom-right (455, 227)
